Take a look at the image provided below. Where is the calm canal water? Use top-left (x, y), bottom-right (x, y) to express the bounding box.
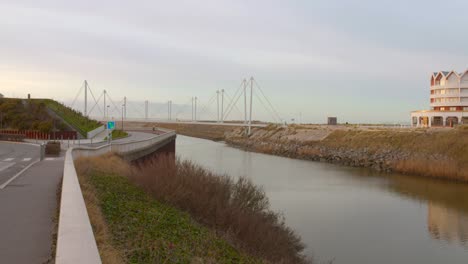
top-left (176, 135), bottom-right (468, 264)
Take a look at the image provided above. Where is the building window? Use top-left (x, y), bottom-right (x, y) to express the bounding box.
top-left (440, 107), bottom-right (445, 111)
top-left (450, 107), bottom-right (456, 111)
top-left (464, 107), bottom-right (468, 111)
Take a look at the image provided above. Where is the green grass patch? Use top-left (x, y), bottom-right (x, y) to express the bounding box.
top-left (41, 99), bottom-right (101, 137)
top-left (104, 130), bottom-right (128, 141)
top-left (86, 169), bottom-right (260, 263)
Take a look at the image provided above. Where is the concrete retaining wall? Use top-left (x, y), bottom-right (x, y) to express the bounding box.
top-left (86, 125), bottom-right (105, 139)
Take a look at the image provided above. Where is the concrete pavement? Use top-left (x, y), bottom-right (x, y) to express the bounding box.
top-left (0, 142), bottom-right (63, 263)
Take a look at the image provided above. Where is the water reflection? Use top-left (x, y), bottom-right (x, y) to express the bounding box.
top-left (428, 202), bottom-right (468, 247)
top-left (330, 165), bottom-right (468, 249)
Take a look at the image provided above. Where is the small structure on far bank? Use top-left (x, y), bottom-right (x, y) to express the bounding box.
top-left (411, 70), bottom-right (468, 127)
top-left (327, 117), bottom-right (337, 125)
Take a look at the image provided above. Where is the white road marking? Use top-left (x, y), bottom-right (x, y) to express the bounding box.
top-left (44, 157), bottom-right (64, 161)
top-left (22, 158), bottom-right (32, 162)
top-left (3, 158), bottom-right (14, 162)
top-left (0, 159), bottom-right (40, 189)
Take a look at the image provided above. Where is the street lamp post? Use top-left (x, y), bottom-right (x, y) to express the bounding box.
top-left (107, 105), bottom-right (110, 144)
top-left (121, 104), bottom-right (125, 131)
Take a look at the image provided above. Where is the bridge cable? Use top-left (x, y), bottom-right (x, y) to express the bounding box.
top-left (223, 90), bottom-right (244, 121)
top-left (197, 92), bottom-right (217, 121)
top-left (223, 90), bottom-right (243, 121)
top-left (253, 89), bottom-right (280, 123)
top-left (86, 83), bottom-right (103, 116)
top-left (70, 81), bottom-right (84, 110)
top-left (253, 79), bottom-right (282, 123)
top-left (88, 91), bottom-right (104, 117)
top-left (222, 81), bottom-right (244, 120)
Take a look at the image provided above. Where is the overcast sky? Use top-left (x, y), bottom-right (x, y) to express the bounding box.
top-left (2, 0), bottom-right (468, 123)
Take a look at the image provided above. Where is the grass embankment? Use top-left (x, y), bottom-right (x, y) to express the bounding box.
top-left (76, 154), bottom-right (308, 263)
top-left (227, 125), bottom-right (468, 182)
top-left (155, 123), bottom-right (238, 141)
top-left (104, 130), bottom-right (129, 141)
top-left (0, 98), bottom-right (68, 132)
top-left (42, 99), bottom-right (101, 137)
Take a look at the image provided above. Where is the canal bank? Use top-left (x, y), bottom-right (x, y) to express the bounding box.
top-left (176, 135), bottom-right (468, 264)
top-left (225, 125), bottom-right (468, 182)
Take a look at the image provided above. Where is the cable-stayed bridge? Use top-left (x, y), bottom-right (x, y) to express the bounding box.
top-left (66, 77), bottom-right (282, 133)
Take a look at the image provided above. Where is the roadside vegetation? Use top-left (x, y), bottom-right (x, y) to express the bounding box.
top-left (104, 130), bottom-right (128, 141)
top-left (75, 154), bottom-right (309, 264)
top-left (42, 99), bottom-right (101, 136)
top-left (0, 98), bottom-right (67, 132)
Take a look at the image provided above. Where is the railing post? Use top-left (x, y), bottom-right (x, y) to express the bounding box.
top-left (40, 143), bottom-right (45, 161)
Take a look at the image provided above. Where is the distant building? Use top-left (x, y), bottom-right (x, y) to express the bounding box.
top-left (0, 93), bottom-right (3, 98)
top-left (411, 70), bottom-right (468, 127)
top-left (327, 117), bottom-right (337, 125)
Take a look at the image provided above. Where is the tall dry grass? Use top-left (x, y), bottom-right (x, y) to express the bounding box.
top-left (394, 159), bottom-right (468, 182)
top-left (131, 154), bottom-right (309, 264)
top-left (75, 154), bottom-right (128, 264)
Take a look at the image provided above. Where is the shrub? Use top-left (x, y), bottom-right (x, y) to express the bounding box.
top-left (131, 155), bottom-right (309, 263)
top-left (38, 121), bottom-right (53, 133)
top-left (75, 154), bottom-right (259, 263)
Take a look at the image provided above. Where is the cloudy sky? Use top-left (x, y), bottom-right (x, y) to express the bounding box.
top-left (2, 0), bottom-right (468, 123)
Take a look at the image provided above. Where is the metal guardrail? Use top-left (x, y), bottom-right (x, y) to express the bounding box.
top-left (56, 131), bottom-right (176, 264)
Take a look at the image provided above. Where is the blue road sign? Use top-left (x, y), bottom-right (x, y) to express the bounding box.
top-left (107, 121), bottom-right (115, 130)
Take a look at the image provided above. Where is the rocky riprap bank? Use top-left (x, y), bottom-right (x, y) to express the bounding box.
top-left (227, 137), bottom-right (447, 172)
top-left (225, 125), bottom-right (465, 181)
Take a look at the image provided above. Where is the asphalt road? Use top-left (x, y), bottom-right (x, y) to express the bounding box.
top-left (0, 142), bottom-right (40, 187)
top-left (83, 130), bottom-right (158, 147)
top-left (0, 141), bottom-right (64, 263)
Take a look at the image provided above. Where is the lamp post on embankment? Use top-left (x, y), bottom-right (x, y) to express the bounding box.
top-left (121, 104), bottom-right (125, 131)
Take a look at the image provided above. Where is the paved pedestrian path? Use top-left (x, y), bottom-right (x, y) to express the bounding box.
top-left (0, 154), bottom-right (63, 263)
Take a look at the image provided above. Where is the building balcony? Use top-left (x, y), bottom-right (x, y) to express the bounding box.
top-left (430, 94), bottom-right (460, 98)
top-left (430, 101), bottom-right (468, 107)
